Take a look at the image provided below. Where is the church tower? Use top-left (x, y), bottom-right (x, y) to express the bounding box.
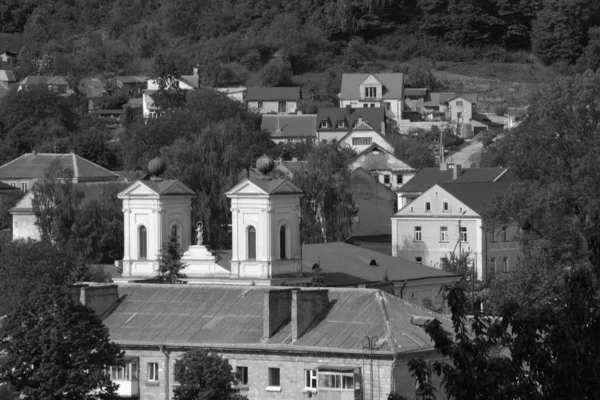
top-left (226, 155), bottom-right (304, 280)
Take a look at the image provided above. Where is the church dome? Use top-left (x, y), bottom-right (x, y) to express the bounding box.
top-left (148, 157), bottom-right (167, 177)
top-left (256, 154), bottom-right (274, 175)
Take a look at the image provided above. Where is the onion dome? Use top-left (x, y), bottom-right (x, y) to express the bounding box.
top-left (148, 157), bottom-right (167, 177)
top-left (256, 154), bottom-right (275, 175)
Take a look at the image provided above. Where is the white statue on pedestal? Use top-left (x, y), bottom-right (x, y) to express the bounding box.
top-left (196, 221), bottom-right (204, 245)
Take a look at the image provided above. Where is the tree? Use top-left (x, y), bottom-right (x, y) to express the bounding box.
top-left (390, 135), bottom-right (437, 169)
top-left (409, 263), bottom-right (600, 399)
top-left (0, 285), bottom-right (123, 400)
top-left (259, 58), bottom-right (293, 87)
top-left (173, 349), bottom-right (247, 400)
top-left (156, 230), bottom-right (187, 283)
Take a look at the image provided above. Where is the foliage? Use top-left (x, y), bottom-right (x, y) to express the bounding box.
top-left (259, 58), bottom-right (293, 87)
top-left (409, 264), bottom-right (600, 399)
top-left (156, 230), bottom-right (187, 284)
top-left (390, 135), bottom-right (436, 169)
top-left (441, 251), bottom-right (473, 277)
top-left (0, 285), bottom-right (123, 400)
top-left (173, 349), bottom-right (247, 400)
top-left (292, 141), bottom-right (357, 243)
top-left (0, 191), bottom-right (23, 230)
top-left (393, 59), bottom-right (438, 90)
top-left (309, 264), bottom-right (325, 287)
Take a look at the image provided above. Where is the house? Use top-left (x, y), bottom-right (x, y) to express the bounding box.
top-left (0, 70), bottom-right (16, 86)
top-left (17, 75), bottom-right (74, 96)
top-left (76, 281), bottom-right (451, 400)
top-left (111, 76), bottom-right (148, 96)
top-left (391, 181), bottom-right (521, 281)
top-left (261, 114), bottom-right (316, 143)
top-left (245, 87), bottom-right (301, 114)
top-left (0, 152), bottom-right (119, 192)
top-left (214, 86), bottom-right (246, 102)
top-left (422, 92), bottom-right (455, 117)
top-left (403, 88), bottom-right (428, 112)
top-left (396, 163), bottom-right (510, 210)
top-left (471, 113), bottom-right (505, 135)
top-left (78, 78), bottom-right (109, 110)
top-left (339, 120), bottom-right (393, 153)
top-left (339, 73), bottom-right (404, 121)
top-left (143, 72), bottom-right (200, 119)
top-left (0, 51), bottom-right (16, 64)
top-left (316, 107), bottom-right (387, 145)
top-left (447, 94), bottom-right (478, 125)
top-left (348, 143), bottom-right (416, 191)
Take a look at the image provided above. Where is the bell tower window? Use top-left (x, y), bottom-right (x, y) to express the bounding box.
top-left (280, 225), bottom-right (287, 259)
top-left (247, 226), bottom-right (256, 260)
top-left (139, 226), bottom-right (147, 259)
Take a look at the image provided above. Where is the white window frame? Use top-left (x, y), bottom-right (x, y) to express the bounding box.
top-left (364, 86), bottom-right (377, 99)
top-left (336, 120), bottom-right (346, 128)
top-left (305, 369), bottom-right (317, 390)
top-left (320, 120), bottom-right (329, 129)
top-left (491, 257), bottom-right (497, 274)
top-left (236, 366), bottom-right (248, 385)
top-left (503, 256), bottom-right (509, 272)
top-left (414, 226), bottom-right (422, 242)
top-left (383, 174), bottom-right (390, 184)
top-left (352, 137), bottom-right (372, 146)
top-left (440, 227), bottom-right (448, 242)
top-left (396, 174), bottom-right (403, 184)
top-left (442, 201), bottom-right (449, 212)
top-left (266, 367), bottom-right (281, 391)
top-left (460, 227), bottom-right (467, 242)
top-left (147, 362), bottom-right (159, 382)
top-left (318, 371), bottom-right (354, 390)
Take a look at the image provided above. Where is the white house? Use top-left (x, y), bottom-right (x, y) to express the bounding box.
top-left (214, 86), bottom-right (246, 102)
top-left (245, 87), bottom-right (301, 114)
top-left (339, 73), bottom-right (404, 121)
top-left (143, 73), bottom-right (199, 118)
top-left (316, 107), bottom-right (386, 141)
top-left (338, 120), bottom-right (393, 153)
top-left (347, 143), bottom-right (416, 191)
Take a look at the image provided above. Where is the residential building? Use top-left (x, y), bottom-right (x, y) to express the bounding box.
top-left (391, 181), bottom-right (520, 281)
top-left (349, 167), bottom-right (396, 237)
top-left (339, 120), bottom-right (393, 153)
top-left (111, 76), bottom-right (148, 96)
top-left (261, 114), bottom-right (316, 143)
top-left (396, 163), bottom-right (510, 210)
top-left (78, 78), bottom-right (109, 110)
top-left (447, 94), bottom-right (479, 136)
top-left (471, 113), bottom-right (505, 135)
top-left (0, 51), bottom-right (16, 64)
top-left (245, 87), bottom-right (301, 114)
top-left (0, 69), bottom-right (16, 87)
top-left (422, 92), bottom-right (455, 120)
top-left (403, 88), bottom-right (427, 112)
top-left (339, 73), bottom-right (404, 121)
top-left (316, 107), bottom-right (388, 147)
top-left (348, 143), bottom-right (416, 191)
top-left (214, 86), bottom-right (247, 102)
top-left (17, 75), bottom-right (74, 96)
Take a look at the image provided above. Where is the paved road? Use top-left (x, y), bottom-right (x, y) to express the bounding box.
top-left (446, 140), bottom-right (483, 167)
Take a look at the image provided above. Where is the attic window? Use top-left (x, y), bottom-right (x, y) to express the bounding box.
top-left (320, 120), bottom-right (329, 129)
top-left (337, 120), bottom-right (346, 128)
top-left (369, 259), bottom-right (378, 266)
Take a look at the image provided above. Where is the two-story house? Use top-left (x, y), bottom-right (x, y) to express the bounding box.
top-left (391, 181), bottom-right (521, 281)
top-left (447, 94), bottom-right (478, 123)
top-left (339, 73), bottom-right (404, 121)
top-left (245, 87), bottom-right (301, 114)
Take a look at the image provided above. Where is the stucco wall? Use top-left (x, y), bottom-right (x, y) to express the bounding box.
top-left (247, 101), bottom-right (298, 114)
top-left (12, 213), bottom-right (40, 241)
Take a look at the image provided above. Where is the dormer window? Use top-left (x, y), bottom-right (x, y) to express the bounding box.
top-left (365, 87), bottom-right (377, 98)
top-left (337, 120), bottom-right (346, 128)
top-left (320, 120), bottom-right (329, 129)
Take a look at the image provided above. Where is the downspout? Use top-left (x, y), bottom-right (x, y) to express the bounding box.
top-left (160, 345), bottom-right (170, 400)
top-left (399, 280), bottom-right (408, 299)
top-left (390, 356), bottom-right (398, 395)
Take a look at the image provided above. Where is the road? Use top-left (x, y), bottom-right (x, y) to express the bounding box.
top-left (446, 140), bottom-right (483, 167)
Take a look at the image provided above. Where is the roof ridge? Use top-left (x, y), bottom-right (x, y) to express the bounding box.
top-left (0, 153), bottom-right (28, 170)
top-left (72, 153), bottom-right (80, 179)
top-left (73, 154), bottom-right (119, 177)
top-left (376, 291), bottom-right (401, 352)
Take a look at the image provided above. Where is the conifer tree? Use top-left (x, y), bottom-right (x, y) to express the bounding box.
top-left (156, 230), bottom-right (187, 283)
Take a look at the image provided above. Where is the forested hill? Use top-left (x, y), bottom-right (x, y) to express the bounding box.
top-left (1, 0), bottom-right (600, 83)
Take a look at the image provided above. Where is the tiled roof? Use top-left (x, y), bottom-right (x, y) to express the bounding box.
top-left (261, 115), bottom-right (317, 138)
top-left (0, 153), bottom-right (119, 181)
top-left (317, 107), bottom-right (385, 132)
top-left (423, 92), bottom-right (456, 107)
top-left (137, 179), bottom-right (195, 195)
top-left (302, 242), bottom-right (458, 286)
top-left (103, 284), bottom-right (447, 354)
top-left (0, 69), bottom-right (16, 82)
top-left (245, 87), bottom-right (301, 101)
top-left (18, 76), bottom-right (70, 86)
top-left (438, 182), bottom-right (511, 214)
top-left (398, 167), bottom-right (508, 194)
top-left (340, 73), bottom-right (404, 100)
top-left (279, 161), bottom-right (307, 176)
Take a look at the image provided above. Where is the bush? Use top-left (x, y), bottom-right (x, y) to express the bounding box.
top-left (259, 58), bottom-right (293, 87)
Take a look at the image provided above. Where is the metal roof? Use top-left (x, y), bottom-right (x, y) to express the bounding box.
top-left (340, 73), bottom-right (404, 100)
top-left (398, 167), bottom-right (509, 194)
top-left (261, 115), bottom-right (317, 138)
top-left (245, 87), bottom-right (301, 101)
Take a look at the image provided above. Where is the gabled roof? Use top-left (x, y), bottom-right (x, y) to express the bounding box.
top-left (226, 177), bottom-right (303, 196)
top-left (404, 88), bottom-right (427, 97)
top-left (302, 242), bottom-right (458, 286)
top-left (340, 73), bottom-right (404, 100)
top-left (472, 113), bottom-right (504, 127)
top-left (398, 167), bottom-right (509, 194)
top-left (215, 87), bottom-right (246, 95)
top-left (0, 69), bottom-right (16, 82)
top-left (118, 179), bottom-right (196, 198)
top-left (0, 153), bottom-right (119, 181)
top-left (245, 87), bottom-right (301, 101)
top-left (423, 92), bottom-right (456, 107)
top-left (437, 182), bottom-right (511, 214)
top-left (180, 75), bottom-right (199, 89)
top-left (348, 143), bottom-right (415, 172)
top-left (102, 284), bottom-right (449, 354)
top-left (78, 78), bottom-right (108, 99)
top-left (275, 160), bottom-right (308, 178)
top-left (261, 115), bottom-right (317, 138)
top-left (317, 107), bottom-right (385, 132)
top-left (114, 76), bottom-right (149, 84)
top-left (448, 93), bottom-right (478, 104)
top-left (339, 125), bottom-right (392, 149)
top-left (0, 81), bottom-right (9, 98)
top-left (18, 76), bottom-right (70, 87)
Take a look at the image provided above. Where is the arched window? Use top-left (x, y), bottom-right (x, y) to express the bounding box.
top-left (280, 225), bottom-right (287, 259)
top-left (171, 225), bottom-right (180, 244)
top-left (139, 226), bottom-right (147, 259)
top-left (247, 226), bottom-right (256, 260)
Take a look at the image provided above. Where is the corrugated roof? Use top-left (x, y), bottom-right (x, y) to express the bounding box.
top-left (0, 69), bottom-right (16, 82)
top-left (317, 108), bottom-right (385, 131)
top-left (398, 167), bottom-right (508, 194)
top-left (438, 182), bottom-right (511, 214)
top-left (423, 92), bottom-right (456, 107)
top-left (261, 115), bottom-right (317, 138)
top-left (245, 87), bottom-right (301, 101)
top-left (340, 73), bottom-right (404, 100)
top-left (103, 284), bottom-right (447, 354)
top-left (0, 153), bottom-right (119, 181)
top-left (302, 242), bottom-right (458, 286)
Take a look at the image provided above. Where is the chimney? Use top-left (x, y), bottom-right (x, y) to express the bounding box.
top-left (193, 65), bottom-right (199, 76)
top-left (357, 117), bottom-right (363, 125)
top-left (70, 283), bottom-right (119, 317)
top-left (453, 164), bottom-right (462, 180)
top-left (292, 289), bottom-right (329, 342)
top-left (440, 162), bottom-right (447, 171)
top-left (263, 289), bottom-right (293, 339)
top-left (381, 121), bottom-right (386, 135)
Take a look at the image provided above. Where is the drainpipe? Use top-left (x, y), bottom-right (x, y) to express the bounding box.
top-left (160, 345), bottom-right (170, 400)
top-left (399, 280), bottom-right (408, 299)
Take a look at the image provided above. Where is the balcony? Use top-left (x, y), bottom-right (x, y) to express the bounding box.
top-left (114, 379), bottom-right (139, 398)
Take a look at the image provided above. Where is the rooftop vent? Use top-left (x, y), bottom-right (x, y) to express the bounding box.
top-left (369, 259), bottom-right (378, 266)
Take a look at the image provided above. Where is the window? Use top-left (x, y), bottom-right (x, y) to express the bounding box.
top-left (490, 229), bottom-right (496, 242)
top-left (364, 87), bottom-right (377, 98)
top-left (414, 226), bottom-right (422, 241)
top-left (268, 367), bottom-right (280, 387)
top-left (503, 256), bottom-right (509, 272)
top-left (110, 361), bottom-right (138, 381)
top-left (460, 227), bottom-right (467, 242)
top-left (318, 372), bottom-right (354, 389)
top-left (278, 101), bottom-right (286, 113)
top-left (415, 257), bottom-right (423, 264)
top-left (363, 104), bottom-right (368, 108)
top-left (396, 174), bottom-right (403, 184)
top-left (9, 182), bottom-right (15, 187)
top-left (236, 366), bottom-right (248, 385)
top-left (456, 100), bottom-right (463, 106)
top-left (247, 226), bottom-right (256, 260)
top-left (139, 226), bottom-right (147, 259)
top-left (147, 362), bottom-right (159, 382)
top-left (320, 120), bottom-right (329, 128)
top-left (305, 370), bottom-right (317, 389)
top-left (385, 102), bottom-right (391, 110)
top-left (370, 103), bottom-right (375, 108)
top-left (491, 257), bottom-right (497, 274)
top-left (502, 226), bottom-right (508, 241)
top-left (257, 101), bottom-right (263, 109)
top-left (440, 227), bottom-right (448, 242)
top-left (336, 120), bottom-right (346, 128)
top-left (21, 182), bottom-right (28, 192)
top-left (442, 201), bottom-right (449, 212)
top-left (352, 137), bottom-right (372, 146)
top-left (383, 175), bottom-right (390, 184)
top-left (171, 225), bottom-right (179, 243)
top-left (425, 201), bottom-right (431, 212)
top-left (279, 225), bottom-right (287, 259)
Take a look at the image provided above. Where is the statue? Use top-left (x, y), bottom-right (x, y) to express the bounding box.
top-left (196, 221), bottom-right (204, 245)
